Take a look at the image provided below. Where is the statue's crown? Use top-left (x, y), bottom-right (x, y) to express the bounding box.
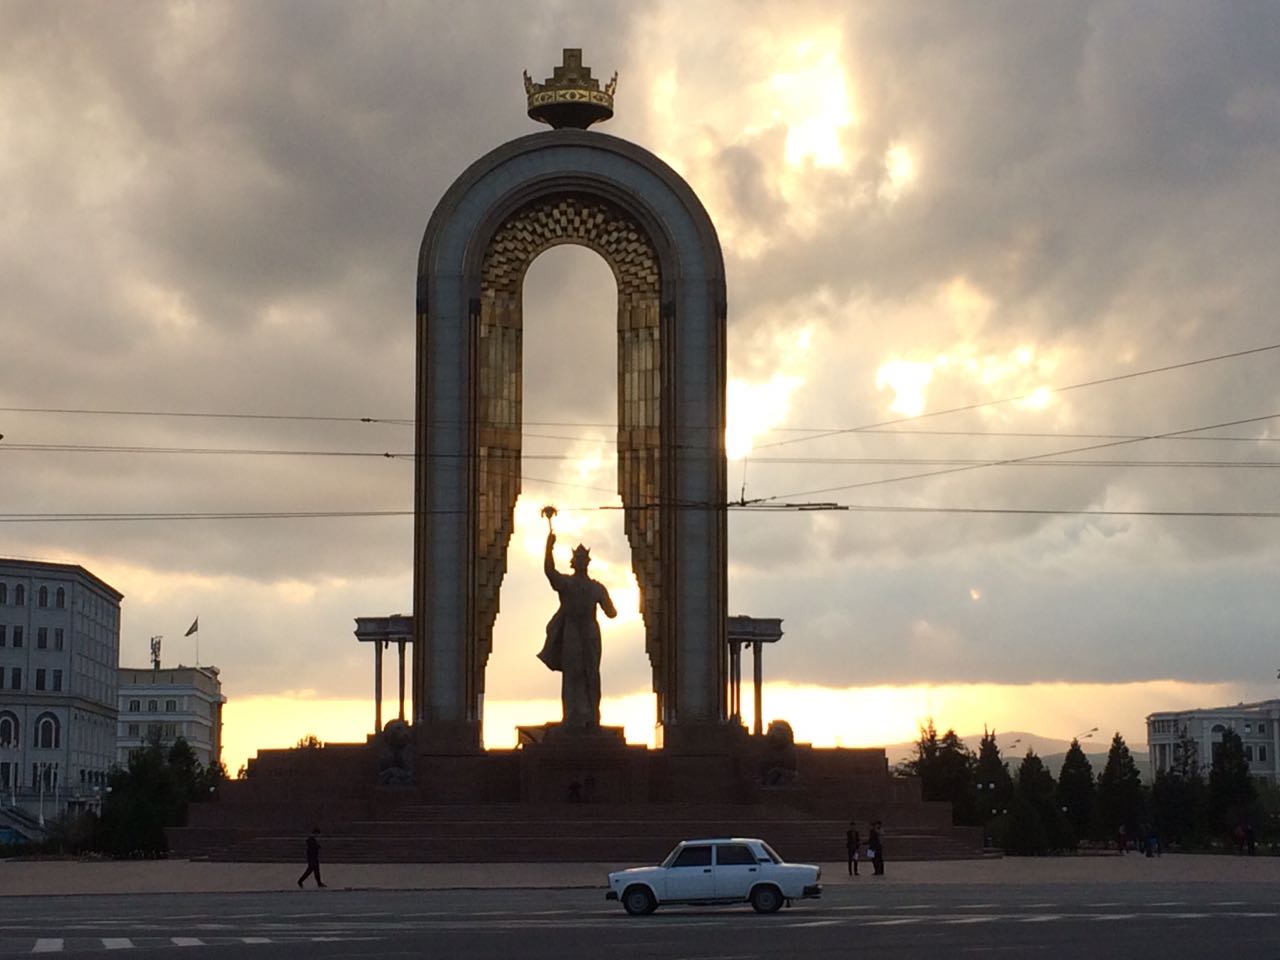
top-left (571, 543), bottom-right (591, 565)
top-left (524, 48), bottom-right (616, 130)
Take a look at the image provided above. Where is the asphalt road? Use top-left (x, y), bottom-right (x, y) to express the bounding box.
top-left (1, 880), bottom-right (1277, 959)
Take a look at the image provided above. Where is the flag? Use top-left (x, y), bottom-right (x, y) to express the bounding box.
top-left (185, 617), bottom-right (199, 637)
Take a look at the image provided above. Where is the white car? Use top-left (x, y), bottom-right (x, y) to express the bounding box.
top-left (606, 838), bottom-right (822, 915)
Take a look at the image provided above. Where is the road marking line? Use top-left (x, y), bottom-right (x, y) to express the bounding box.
top-left (102, 939), bottom-right (134, 950)
top-left (171, 937), bottom-right (204, 946)
top-left (32, 940), bottom-right (63, 954)
top-left (1090, 914), bottom-right (1135, 922)
top-left (943, 917), bottom-right (998, 924)
top-left (863, 918), bottom-right (924, 926)
top-left (1019, 915), bottom-right (1064, 923)
top-left (241, 937), bottom-right (273, 944)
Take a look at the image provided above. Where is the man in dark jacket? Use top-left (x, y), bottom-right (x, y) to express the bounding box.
top-left (868, 820), bottom-right (886, 876)
top-left (297, 827), bottom-right (326, 888)
top-left (845, 821), bottom-right (861, 876)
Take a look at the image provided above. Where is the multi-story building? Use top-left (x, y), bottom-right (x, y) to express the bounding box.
top-left (117, 664), bottom-right (225, 771)
top-left (1146, 699), bottom-right (1280, 784)
top-left (0, 558), bottom-right (122, 822)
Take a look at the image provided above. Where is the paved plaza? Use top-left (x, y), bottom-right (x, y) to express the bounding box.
top-left (0, 857), bottom-right (1277, 959)
top-left (3, 853), bottom-right (1274, 897)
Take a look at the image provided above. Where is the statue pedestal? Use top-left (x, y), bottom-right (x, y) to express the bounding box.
top-left (517, 724), bottom-right (647, 803)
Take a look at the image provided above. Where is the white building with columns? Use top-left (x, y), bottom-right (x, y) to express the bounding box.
top-left (1147, 699), bottom-right (1280, 783)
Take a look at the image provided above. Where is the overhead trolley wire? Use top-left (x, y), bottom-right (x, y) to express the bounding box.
top-left (4, 340), bottom-right (1278, 440)
top-left (761, 412), bottom-right (1280, 502)
top-left (756, 341), bottom-right (1280, 450)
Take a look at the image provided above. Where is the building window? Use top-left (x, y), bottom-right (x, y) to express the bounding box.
top-left (35, 669), bottom-right (46, 691)
top-left (12, 626), bottom-right (22, 648)
top-left (1261, 746), bottom-right (1269, 763)
top-left (53, 628), bottom-right (63, 651)
top-left (10, 668), bottom-right (20, 690)
top-left (165, 699), bottom-right (177, 712)
top-left (37, 586), bottom-right (48, 608)
top-left (127, 723), bottom-right (140, 737)
top-left (148, 699), bottom-right (158, 712)
top-left (37, 627), bottom-right (48, 649)
top-left (0, 583), bottom-right (6, 604)
top-left (52, 669), bottom-right (62, 692)
top-left (34, 713), bottom-right (60, 750)
top-left (1245, 745), bottom-right (1255, 762)
top-left (55, 587), bottom-right (65, 609)
top-left (1245, 722), bottom-right (1253, 734)
top-left (0, 712), bottom-right (17, 748)
top-left (146, 723), bottom-right (163, 740)
top-left (0, 625), bottom-right (6, 647)
top-left (14, 585), bottom-right (24, 606)
top-left (1260, 722), bottom-right (1268, 735)
top-left (128, 699), bottom-right (140, 713)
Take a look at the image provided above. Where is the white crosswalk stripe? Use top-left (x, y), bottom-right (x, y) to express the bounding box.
top-left (31, 940), bottom-right (63, 954)
top-left (171, 937), bottom-right (205, 946)
top-left (103, 939), bottom-right (135, 949)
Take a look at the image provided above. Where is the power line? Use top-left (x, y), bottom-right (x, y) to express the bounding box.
top-left (757, 341), bottom-right (1280, 450)
top-left (5, 341), bottom-right (1277, 440)
top-left (8, 441), bottom-right (1280, 470)
top-left (4, 502), bottom-right (1280, 523)
top-left (761, 412), bottom-right (1280, 501)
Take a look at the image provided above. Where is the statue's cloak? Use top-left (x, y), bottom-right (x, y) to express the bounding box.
top-left (537, 609), bottom-right (564, 672)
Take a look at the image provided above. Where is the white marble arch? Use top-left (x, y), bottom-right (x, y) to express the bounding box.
top-left (413, 129), bottom-right (728, 751)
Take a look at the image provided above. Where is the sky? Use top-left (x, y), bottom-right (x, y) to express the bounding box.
top-left (2, 1), bottom-right (1279, 776)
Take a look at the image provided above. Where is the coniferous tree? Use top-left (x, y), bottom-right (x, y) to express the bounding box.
top-left (903, 720), bottom-right (978, 825)
top-left (1150, 726), bottom-right (1208, 846)
top-left (1209, 728), bottom-right (1256, 836)
top-left (1095, 732), bottom-right (1144, 841)
top-left (1013, 750), bottom-right (1073, 852)
top-left (1056, 738), bottom-right (1096, 840)
top-left (975, 728), bottom-right (1014, 820)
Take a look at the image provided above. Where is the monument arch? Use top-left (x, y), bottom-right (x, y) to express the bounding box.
top-left (414, 128), bottom-right (728, 750)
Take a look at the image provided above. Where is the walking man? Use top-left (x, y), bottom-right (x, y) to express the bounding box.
top-left (845, 821), bottom-right (861, 876)
top-left (297, 827), bottom-right (326, 888)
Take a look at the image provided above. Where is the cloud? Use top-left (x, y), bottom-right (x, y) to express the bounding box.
top-left (2, 2), bottom-right (1279, 756)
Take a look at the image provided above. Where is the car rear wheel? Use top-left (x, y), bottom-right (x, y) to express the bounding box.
top-left (750, 884), bottom-right (783, 914)
top-left (622, 885), bottom-right (657, 916)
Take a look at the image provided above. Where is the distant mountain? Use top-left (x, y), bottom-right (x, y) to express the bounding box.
top-left (883, 730), bottom-right (1152, 781)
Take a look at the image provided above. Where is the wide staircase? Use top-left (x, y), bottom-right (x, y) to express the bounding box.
top-left (172, 800), bottom-right (981, 864)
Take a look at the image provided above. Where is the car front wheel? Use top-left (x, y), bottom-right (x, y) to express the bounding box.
top-left (750, 884), bottom-right (784, 914)
top-left (622, 885), bottom-right (657, 916)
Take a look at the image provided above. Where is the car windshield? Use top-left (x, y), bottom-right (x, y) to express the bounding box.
top-left (758, 841), bottom-right (783, 864)
top-left (660, 844), bottom-right (684, 868)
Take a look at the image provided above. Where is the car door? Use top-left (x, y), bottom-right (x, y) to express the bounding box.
top-left (663, 844), bottom-right (716, 901)
top-left (713, 843), bottom-right (760, 899)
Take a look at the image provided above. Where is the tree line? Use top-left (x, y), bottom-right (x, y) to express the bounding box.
top-left (902, 720), bottom-right (1275, 855)
top-left (11, 735), bottom-right (225, 858)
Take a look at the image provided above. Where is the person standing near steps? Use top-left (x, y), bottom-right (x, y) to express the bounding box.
top-left (297, 827), bottom-right (326, 888)
top-left (845, 821), bottom-right (861, 876)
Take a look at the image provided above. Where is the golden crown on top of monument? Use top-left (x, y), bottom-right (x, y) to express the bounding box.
top-left (524, 48), bottom-right (617, 130)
